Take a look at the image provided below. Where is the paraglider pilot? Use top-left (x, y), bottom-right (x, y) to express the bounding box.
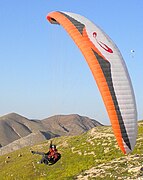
top-left (31, 141), bottom-right (61, 165)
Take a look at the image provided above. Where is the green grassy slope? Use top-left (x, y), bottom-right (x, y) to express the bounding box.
top-left (0, 121), bottom-right (143, 180)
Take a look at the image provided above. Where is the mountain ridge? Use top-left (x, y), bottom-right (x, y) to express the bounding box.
top-left (0, 112), bottom-right (103, 154)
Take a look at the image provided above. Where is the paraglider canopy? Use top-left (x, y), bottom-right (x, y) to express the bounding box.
top-left (47, 11), bottom-right (137, 154)
top-left (130, 49), bottom-right (135, 58)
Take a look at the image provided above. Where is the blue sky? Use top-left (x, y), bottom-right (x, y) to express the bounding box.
top-left (0, 0), bottom-right (142, 124)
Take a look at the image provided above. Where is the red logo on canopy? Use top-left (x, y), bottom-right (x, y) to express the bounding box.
top-left (93, 32), bottom-right (113, 53)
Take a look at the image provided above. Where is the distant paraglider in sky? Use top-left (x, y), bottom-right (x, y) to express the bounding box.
top-left (131, 49), bottom-right (135, 58)
top-left (47, 11), bottom-right (137, 154)
top-left (131, 50), bottom-right (135, 53)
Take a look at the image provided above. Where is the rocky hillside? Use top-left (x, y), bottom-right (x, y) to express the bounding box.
top-left (0, 113), bottom-right (102, 148)
top-left (42, 114), bottom-right (102, 136)
top-left (0, 131), bottom-right (56, 156)
top-left (0, 120), bottom-right (142, 180)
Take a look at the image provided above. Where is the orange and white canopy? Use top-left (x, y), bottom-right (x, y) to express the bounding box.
top-left (47, 11), bottom-right (137, 154)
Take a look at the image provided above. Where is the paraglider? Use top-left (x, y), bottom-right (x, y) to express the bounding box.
top-left (131, 49), bottom-right (135, 53)
top-left (47, 11), bottom-right (137, 154)
top-left (31, 141), bottom-right (61, 165)
top-left (131, 49), bottom-right (135, 58)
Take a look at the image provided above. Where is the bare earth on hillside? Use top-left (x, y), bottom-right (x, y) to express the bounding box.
top-left (76, 154), bottom-right (143, 180)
